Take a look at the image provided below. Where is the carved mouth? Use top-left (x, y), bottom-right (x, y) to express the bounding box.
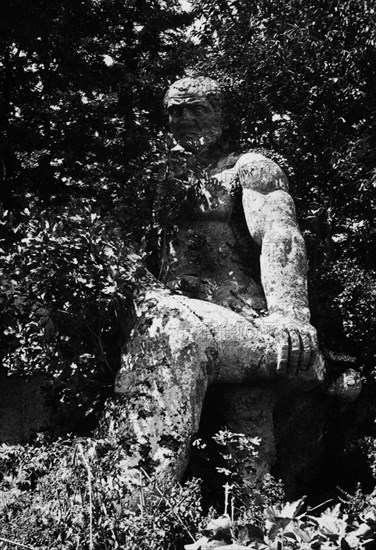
top-left (180, 130), bottom-right (201, 139)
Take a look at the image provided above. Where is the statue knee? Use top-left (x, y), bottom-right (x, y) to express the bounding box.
top-left (115, 303), bottom-right (215, 397)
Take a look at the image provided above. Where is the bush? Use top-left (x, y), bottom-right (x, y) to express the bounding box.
top-left (0, 201), bottom-right (138, 423)
top-left (0, 437), bottom-right (204, 549)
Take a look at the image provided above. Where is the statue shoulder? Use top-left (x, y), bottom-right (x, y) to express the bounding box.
top-left (235, 150), bottom-right (289, 194)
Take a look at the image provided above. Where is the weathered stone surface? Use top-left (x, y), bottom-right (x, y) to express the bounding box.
top-left (164, 76), bottom-right (224, 154)
top-left (112, 289), bottom-right (324, 488)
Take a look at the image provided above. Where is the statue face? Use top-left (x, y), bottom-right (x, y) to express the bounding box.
top-left (167, 92), bottom-right (223, 153)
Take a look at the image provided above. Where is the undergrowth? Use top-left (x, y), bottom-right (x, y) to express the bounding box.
top-left (0, 431), bottom-right (376, 549)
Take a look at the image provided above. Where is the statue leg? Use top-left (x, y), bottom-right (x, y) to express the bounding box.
top-left (107, 289), bottom-right (323, 493)
top-left (108, 289), bottom-right (216, 490)
top-left (221, 385), bottom-right (278, 481)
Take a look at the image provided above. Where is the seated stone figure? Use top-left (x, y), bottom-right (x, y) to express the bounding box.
top-left (108, 76), bottom-right (325, 492)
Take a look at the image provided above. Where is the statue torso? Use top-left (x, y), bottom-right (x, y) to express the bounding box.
top-left (164, 150), bottom-right (266, 320)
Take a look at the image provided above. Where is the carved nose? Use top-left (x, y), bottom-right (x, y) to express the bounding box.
top-left (181, 108), bottom-right (194, 122)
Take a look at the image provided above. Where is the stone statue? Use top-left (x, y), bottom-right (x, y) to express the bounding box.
top-left (107, 76), bottom-right (325, 494)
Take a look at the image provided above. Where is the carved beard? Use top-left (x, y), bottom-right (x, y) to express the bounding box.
top-left (177, 125), bottom-right (223, 154)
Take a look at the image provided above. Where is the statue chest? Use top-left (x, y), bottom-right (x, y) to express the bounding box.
top-left (161, 151), bottom-right (266, 317)
top-left (187, 166), bottom-right (236, 221)
top-left (166, 219), bottom-right (265, 316)
top-left (165, 196), bottom-right (265, 317)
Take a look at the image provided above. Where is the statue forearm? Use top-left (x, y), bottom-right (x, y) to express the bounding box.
top-left (260, 225), bottom-right (311, 323)
top-left (237, 155), bottom-right (313, 325)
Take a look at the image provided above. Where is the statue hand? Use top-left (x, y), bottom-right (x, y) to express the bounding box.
top-left (261, 313), bottom-right (323, 380)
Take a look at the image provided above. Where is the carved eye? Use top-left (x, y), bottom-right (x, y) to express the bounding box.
top-left (193, 106), bottom-right (206, 115)
top-left (169, 106), bottom-right (183, 118)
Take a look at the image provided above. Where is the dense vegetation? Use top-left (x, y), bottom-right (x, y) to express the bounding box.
top-left (0, 0), bottom-right (375, 547)
top-left (0, 0), bottom-right (194, 421)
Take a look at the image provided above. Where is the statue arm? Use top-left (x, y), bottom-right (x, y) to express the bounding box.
top-left (236, 152), bottom-right (319, 372)
top-left (243, 186), bottom-right (310, 322)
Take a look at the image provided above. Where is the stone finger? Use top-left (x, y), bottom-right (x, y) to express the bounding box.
top-left (298, 332), bottom-right (312, 371)
top-left (307, 330), bottom-right (319, 369)
top-left (276, 328), bottom-right (289, 375)
top-left (310, 327), bottom-right (319, 350)
top-left (288, 328), bottom-right (302, 375)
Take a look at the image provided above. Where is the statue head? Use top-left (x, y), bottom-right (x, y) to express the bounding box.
top-left (164, 76), bottom-right (225, 154)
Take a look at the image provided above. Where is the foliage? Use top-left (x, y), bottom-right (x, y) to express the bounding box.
top-left (0, 0), bottom-right (194, 208)
top-left (185, 499), bottom-right (376, 550)
top-left (184, 431), bottom-right (376, 549)
top-left (0, 433), bottom-right (375, 549)
top-left (0, 0), bottom-right (194, 412)
top-left (339, 483), bottom-right (372, 519)
top-left (0, 0), bottom-right (194, 421)
top-left (210, 429), bottom-right (285, 523)
top-left (0, 201), bottom-right (142, 422)
top-left (0, 437), bottom-right (204, 549)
